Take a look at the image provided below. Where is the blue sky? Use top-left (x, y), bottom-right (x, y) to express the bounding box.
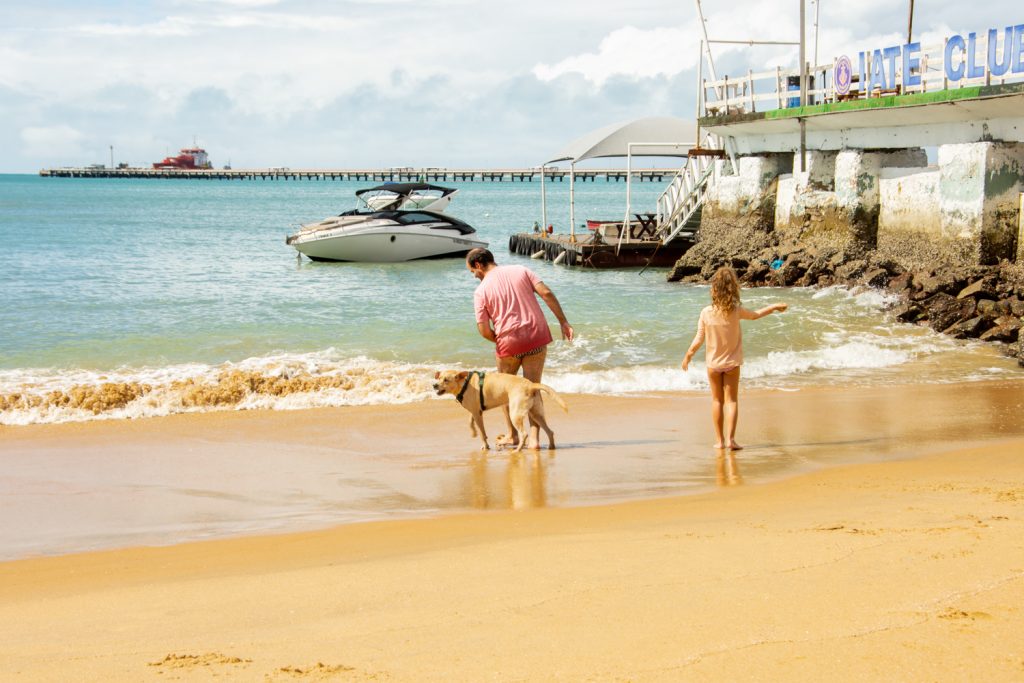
top-left (0, 0), bottom-right (1017, 172)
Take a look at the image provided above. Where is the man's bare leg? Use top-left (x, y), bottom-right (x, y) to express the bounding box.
top-left (519, 348), bottom-right (548, 449)
top-left (496, 355), bottom-right (524, 446)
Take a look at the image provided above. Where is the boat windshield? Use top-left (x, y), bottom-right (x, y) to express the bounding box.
top-left (391, 211), bottom-right (476, 235)
top-left (355, 182), bottom-right (455, 211)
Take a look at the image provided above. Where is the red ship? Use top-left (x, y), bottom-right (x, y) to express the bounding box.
top-left (153, 146), bottom-right (212, 169)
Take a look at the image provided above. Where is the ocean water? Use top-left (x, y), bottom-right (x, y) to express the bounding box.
top-left (0, 173), bottom-right (1019, 425)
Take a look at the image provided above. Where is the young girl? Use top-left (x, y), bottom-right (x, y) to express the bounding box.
top-left (681, 267), bottom-right (787, 450)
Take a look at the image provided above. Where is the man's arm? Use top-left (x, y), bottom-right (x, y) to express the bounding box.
top-left (476, 321), bottom-right (497, 343)
top-left (534, 281), bottom-right (574, 341)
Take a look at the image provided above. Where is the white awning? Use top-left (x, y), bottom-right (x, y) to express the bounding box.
top-left (545, 116), bottom-right (696, 164)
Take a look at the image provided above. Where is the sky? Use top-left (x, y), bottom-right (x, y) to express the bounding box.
top-left (0, 0), bottom-right (1018, 172)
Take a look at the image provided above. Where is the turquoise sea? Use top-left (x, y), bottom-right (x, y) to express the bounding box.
top-left (0, 173), bottom-right (1019, 425)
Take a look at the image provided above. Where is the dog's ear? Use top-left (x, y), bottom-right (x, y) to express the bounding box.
top-left (434, 371), bottom-right (440, 379)
top-left (457, 371), bottom-right (469, 380)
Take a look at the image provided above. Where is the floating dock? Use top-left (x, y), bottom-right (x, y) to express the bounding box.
top-left (38, 167), bottom-right (674, 182)
top-left (508, 231), bottom-right (692, 269)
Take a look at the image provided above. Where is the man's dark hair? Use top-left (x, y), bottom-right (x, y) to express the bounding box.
top-left (466, 248), bottom-right (495, 268)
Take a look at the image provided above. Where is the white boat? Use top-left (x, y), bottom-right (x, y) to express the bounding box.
top-left (286, 183), bottom-right (487, 262)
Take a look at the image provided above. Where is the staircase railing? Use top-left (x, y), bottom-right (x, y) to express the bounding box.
top-left (655, 137), bottom-right (721, 244)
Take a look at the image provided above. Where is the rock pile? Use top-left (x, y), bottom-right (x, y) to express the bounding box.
top-left (668, 230), bottom-right (1024, 364)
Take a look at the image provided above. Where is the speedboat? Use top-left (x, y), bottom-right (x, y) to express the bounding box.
top-left (286, 182), bottom-right (487, 262)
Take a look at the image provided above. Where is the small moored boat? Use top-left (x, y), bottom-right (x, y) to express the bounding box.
top-left (286, 183), bottom-right (487, 262)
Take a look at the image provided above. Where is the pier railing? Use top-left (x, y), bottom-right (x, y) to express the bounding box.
top-left (39, 167), bottom-right (678, 183)
top-left (702, 32), bottom-right (1024, 116)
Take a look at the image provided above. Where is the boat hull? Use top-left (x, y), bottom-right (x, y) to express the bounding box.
top-left (293, 229), bottom-right (487, 262)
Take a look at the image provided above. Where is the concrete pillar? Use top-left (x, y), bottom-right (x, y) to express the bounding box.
top-left (793, 150), bottom-right (837, 191)
top-left (939, 141), bottom-right (1024, 264)
top-left (704, 153), bottom-right (791, 231)
top-left (834, 150), bottom-right (882, 247)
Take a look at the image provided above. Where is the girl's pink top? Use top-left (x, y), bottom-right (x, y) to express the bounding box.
top-left (697, 305), bottom-right (759, 371)
top-left (474, 265), bottom-right (553, 358)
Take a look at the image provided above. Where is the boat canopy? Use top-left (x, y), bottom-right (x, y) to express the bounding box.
top-left (539, 116), bottom-right (696, 242)
top-left (354, 182), bottom-right (455, 198)
top-left (544, 116), bottom-right (696, 164)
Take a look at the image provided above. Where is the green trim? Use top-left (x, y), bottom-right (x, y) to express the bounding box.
top-left (699, 81), bottom-right (1024, 127)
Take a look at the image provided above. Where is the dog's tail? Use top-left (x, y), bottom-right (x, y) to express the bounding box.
top-left (532, 383), bottom-right (568, 413)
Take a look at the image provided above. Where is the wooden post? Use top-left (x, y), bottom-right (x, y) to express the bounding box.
top-left (776, 66), bottom-right (783, 109)
top-left (748, 69), bottom-right (755, 112)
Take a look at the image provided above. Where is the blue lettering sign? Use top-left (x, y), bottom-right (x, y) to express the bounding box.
top-left (884, 46), bottom-right (901, 89)
top-left (858, 51), bottom-right (866, 91)
top-left (903, 42), bottom-right (921, 87)
top-left (945, 34), bottom-right (966, 81)
top-left (1014, 24), bottom-right (1024, 74)
top-left (988, 28), bottom-right (1012, 76)
top-left (966, 32), bottom-right (985, 79)
top-left (871, 48), bottom-right (887, 90)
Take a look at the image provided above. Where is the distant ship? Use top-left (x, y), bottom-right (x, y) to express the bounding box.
top-left (153, 146), bottom-right (212, 170)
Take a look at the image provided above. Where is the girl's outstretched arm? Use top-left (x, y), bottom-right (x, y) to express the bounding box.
top-left (740, 302), bottom-right (788, 320)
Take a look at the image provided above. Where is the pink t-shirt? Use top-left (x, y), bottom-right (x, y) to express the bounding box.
top-left (697, 305), bottom-right (759, 371)
top-left (474, 265), bottom-right (553, 358)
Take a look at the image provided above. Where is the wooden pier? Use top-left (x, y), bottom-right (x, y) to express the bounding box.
top-left (38, 167), bottom-right (674, 182)
top-left (508, 227), bottom-right (693, 269)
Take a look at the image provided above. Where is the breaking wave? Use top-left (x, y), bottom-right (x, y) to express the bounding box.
top-left (0, 324), bottom-right (1010, 425)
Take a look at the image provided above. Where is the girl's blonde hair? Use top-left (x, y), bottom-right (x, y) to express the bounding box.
top-left (710, 266), bottom-right (741, 313)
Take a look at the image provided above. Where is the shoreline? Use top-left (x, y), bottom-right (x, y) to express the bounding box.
top-left (3, 379), bottom-right (1024, 561)
top-left (2, 428), bottom-right (1023, 679)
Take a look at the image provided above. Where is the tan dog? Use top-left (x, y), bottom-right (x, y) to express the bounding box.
top-left (433, 370), bottom-right (568, 451)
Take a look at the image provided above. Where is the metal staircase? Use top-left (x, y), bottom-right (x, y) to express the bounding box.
top-left (655, 148), bottom-right (719, 245)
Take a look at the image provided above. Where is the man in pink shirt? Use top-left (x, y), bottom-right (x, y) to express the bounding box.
top-left (467, 248), bottom-right (574, 448)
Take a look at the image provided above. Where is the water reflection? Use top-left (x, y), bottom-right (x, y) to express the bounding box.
top-left (716, 450), bottom-right (743, 487)
top-left (465, 451), bottom-right (550, 511)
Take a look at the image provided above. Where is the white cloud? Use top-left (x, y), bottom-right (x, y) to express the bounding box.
top-left (20, 125), bottom-right (89, 160)
top-left (534, 25), bottom-right (698, 85)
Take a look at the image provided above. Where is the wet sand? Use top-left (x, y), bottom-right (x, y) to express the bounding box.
top-left (1, 381), bottom-right (1024, 679)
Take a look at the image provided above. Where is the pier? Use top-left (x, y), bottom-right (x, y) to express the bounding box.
top-left (687, 21), bottom-right (1024, 266)
top-left (509, 218), bottom-right (694, 269)
top-left (37, 167), bottom-right (674, 182)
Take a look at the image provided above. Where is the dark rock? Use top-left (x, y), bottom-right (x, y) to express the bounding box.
top-left (667, 263), bottom-right (702, 281)
top-left (1010, 299), bottom-right (1024, 318)
top-left (828, 251), bottom-right (847, 269)
top-left (957, 277), bottom-right (998, 300)
top-left (892, 302), bottom-right (925, 323)
top-left (976, 299), bottom-right (999, 319)
top-left (888, 272), bottom-right (913, 292)
top-left (742, 264), bottom-right (769, 284)
top-left (944, 316), bottom-right (987, 339)
top-left (730, 257), bottom-right (749, 270)
top-left (834, 259), bottom-right (867, 282)
top-left (980, 318), bottom-right (1021, 342)
top-left (925, 293), bottom-right (976, 332)
top-left (995, 299), bottom-right (1015, 317)
top-left (861, 268), bottom-right (889, 288)
top-left (868, 255), bottom-right (903, 276)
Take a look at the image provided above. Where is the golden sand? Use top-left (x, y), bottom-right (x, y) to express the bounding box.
top-left (1, 382), bottom-right (1024, 680)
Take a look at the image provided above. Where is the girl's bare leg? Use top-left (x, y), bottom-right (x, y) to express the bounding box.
top-left (706, 369), bottom-right (725, 449)
top-left (722, 367), bottom-right (742, 450)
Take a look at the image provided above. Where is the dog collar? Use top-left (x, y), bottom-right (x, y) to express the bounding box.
top-left (455, 371), bottom-right (486, 411)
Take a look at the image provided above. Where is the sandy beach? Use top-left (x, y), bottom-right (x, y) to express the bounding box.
top-left (2, 381), bottom-right (1024, 680)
